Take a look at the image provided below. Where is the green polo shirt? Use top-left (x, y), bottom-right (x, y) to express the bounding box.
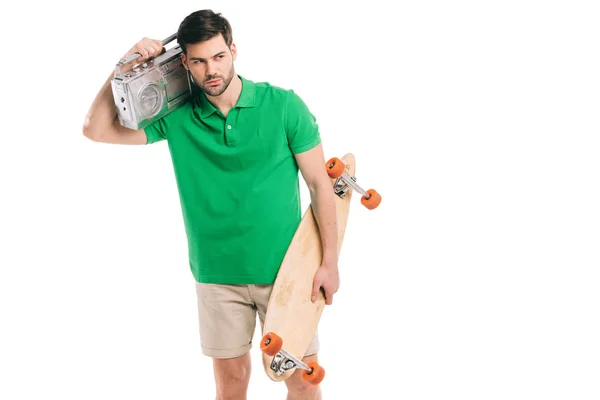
top-left (143, 75), bottom-right (321, 284)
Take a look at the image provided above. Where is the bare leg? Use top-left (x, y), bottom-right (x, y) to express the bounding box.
top-left (213, 353), bottom-right (252, 400)
top-left (284, 353), bottom-right (322, 400)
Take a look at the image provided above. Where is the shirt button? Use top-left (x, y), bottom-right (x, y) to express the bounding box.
top-left (227, 125), bottom-right (232, 129)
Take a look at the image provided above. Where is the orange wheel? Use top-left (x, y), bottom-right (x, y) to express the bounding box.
top-left (302, 361), bottom-right (325, 385)
top-left (361, 189), bottom-right (381, 210)
top-left (260, 332), bottom-right (283, 356)
top-left (325, 157), bottom-right (345, 179)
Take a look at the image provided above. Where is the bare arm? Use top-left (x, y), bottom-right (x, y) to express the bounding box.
top-left (82, 38), bottom-right (163, 144)
top-left (295, 143), bottom-right (340, 305)
top-left (82, 72), bottom-right (147, 144)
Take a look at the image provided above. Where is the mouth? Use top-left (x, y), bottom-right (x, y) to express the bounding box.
top-left (205, 79), bottom-right (221, 85)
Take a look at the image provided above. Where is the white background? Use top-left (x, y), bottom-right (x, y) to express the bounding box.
top-left (1, 0), bottom-right (599, 399)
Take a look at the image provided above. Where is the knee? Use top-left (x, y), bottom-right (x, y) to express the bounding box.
top-left (286, 374), bottom-right (321, 397)
top-left (288, 382), bottom-right (320, 397)
top-left (215, 360), bottom-right (250, 399)
top-left (217, 373), bottom-right (249, 399)
top-left (285, 355), bottom-right (323, 398)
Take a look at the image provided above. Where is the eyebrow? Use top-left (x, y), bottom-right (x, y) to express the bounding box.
top-left (189, 51), bottom-right (226, 62)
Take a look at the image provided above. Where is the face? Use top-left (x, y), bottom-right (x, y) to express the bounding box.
top-left (182, 34), bottom-right (236, 97)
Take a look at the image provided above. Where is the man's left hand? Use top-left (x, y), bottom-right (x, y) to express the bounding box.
top-left (311, 261), bottom-right (340, 305)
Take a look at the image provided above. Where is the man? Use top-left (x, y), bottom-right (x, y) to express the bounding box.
top-left (83, 9), bottom-right (339, 400)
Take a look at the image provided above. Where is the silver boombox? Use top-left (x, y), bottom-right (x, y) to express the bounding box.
top-left (111, 33), bottom-right (191, 130)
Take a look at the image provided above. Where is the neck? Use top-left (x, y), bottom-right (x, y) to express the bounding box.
top-left (205, 74), bottom-right (242, 116)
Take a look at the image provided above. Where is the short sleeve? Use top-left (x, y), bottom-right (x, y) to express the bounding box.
top-left (284, 90), bottom-right (321, 154)
top-left (143, 117), bottom-right (168, 145)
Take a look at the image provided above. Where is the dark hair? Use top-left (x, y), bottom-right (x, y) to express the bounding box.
top-left (177, 9), bottom-right (233, 54)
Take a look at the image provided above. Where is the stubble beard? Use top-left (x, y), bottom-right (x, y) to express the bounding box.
top-left (196, 65), bottom-right (235, 97)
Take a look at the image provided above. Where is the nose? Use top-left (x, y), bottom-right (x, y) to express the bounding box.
top-left (205, 60), bottom-right (218, 78)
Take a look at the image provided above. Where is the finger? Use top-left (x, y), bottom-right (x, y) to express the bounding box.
top-left (143, 43), bottom-right (156, 57)
top-left (149, 42), bottom-right (161, 56)
top-left (136, 40), bottom-right (147, 54)
top-left (324, 287), bottom-right (333, 305)
top-left (138, 39), bottom-right (155, 58)
top-left (152, 45), bottom-right (164, 57)
top-left (311, 279), bottom-right (322, 303)
top-left (135, 45), bottom-right (149, 59)
top-left (141, 37), bottom-right (155, 48)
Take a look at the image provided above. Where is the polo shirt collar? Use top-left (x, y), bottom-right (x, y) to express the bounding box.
top-left (196, 75), bottom-right (256, 119)
top-left (236, 75), bottom-right (256, 108)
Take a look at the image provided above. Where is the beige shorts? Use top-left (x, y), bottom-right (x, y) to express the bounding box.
top-left (195, 282), bottom-right (320, 359)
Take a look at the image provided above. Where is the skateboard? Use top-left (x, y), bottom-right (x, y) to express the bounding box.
top-left (260, 153), bottom-right (381, 385)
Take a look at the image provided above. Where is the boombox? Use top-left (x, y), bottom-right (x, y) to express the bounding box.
top-left (111, 33), bottom-right (192, 130)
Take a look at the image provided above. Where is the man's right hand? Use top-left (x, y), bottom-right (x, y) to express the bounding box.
top-left (82, 36), bottom-right (165, 144)
top-left (123, 37), bottom-right (164, 64)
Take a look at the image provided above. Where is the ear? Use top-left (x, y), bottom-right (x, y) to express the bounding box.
top-left (181, 53), bottom-right (189, 70)
top-left (230, 43), bottom-right (237, 61)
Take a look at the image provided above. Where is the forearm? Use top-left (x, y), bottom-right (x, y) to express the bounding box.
top-left (309, 182), bottom-right (339, 266)
top-left (83, 48), bottom-right (136, 139)
top-left (82, 72), bottom-right (119, 139)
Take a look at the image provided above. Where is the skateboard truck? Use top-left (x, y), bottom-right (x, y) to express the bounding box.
top-left (326, 157), bottom-right (382, 209)
top-left (260, 332), bottom-right (325, 385)
top-left (270, 347), bottom-right (308, 376)
top-left (332, 173), bottom-right (355, 199)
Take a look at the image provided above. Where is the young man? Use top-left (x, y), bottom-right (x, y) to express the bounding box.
top-left (83, 9), bottom-right (339, 400)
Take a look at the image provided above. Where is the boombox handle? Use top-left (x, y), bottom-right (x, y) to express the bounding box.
top-left (114, 33), bottom-right (178, 77)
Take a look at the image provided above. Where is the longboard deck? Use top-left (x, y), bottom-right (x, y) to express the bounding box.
top-left (261, 153), bottom-right (356, 381)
